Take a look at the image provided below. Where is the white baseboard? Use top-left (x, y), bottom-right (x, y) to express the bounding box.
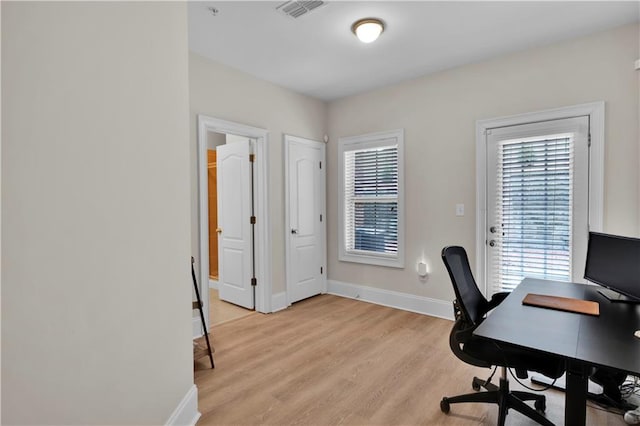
top-left (165, 384), bottom-right (200, 426)
top-left (209, 279), bottom-right (218, 289)
top-left (271, 291), bottom-right (288, 312)
top-left (327, 280), bottom-right (454, 321)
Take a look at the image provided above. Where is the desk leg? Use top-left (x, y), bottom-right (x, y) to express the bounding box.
top-left (565, 360), bottom-right (589, 426)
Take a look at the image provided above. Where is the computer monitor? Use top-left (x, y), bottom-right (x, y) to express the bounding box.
top-left (584, 231), bottom-right (640, 303)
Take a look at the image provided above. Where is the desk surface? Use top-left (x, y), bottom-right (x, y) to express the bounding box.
top-left (474, 278), bottom-right (640, 376)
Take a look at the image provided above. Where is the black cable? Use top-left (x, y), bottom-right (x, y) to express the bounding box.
top-left (507, 367), bottom-right (559, 392)
top-left (485, 365), bottom-right (498, 385)
top-left (489, 339), bottom-right (559, 392)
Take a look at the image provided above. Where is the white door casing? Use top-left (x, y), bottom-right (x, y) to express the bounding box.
top-left (476, 102), bottom-right (604, 296)
top-left (196, 115), bottom-right (271, 334)
top-left (285, 135), bottom-right (326, 305)
top-left (217, 139), bottom-right (255, 309)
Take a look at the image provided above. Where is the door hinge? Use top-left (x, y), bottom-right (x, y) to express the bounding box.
top-left (588, 133), bottom-right (592, 147)
top-left (250, 154), bottom-right (255, 162)
top-left (320, 214), bottom-right (323, 222)
top-left (319, 161), bottom-right (322, 169)
top-left (251, 277), bottom-right (257, 286)
top-left (320, 266), bottom-right (323, 274)
top-left (250, 216), bottom-right (256, 224)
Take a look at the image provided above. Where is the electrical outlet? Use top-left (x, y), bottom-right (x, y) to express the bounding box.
top-left (456, 204), bottom-right (465, 216)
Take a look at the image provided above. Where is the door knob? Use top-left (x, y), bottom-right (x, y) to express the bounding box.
top-left (216, 228), bottom-right (222, 234)
top-left (489, 240), bottom-right (496, 247)
top-left (291, 229), bottom-right (298, 234)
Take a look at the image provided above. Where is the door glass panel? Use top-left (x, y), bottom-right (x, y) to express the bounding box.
top-left (486, 116), bottom-right (589, 295)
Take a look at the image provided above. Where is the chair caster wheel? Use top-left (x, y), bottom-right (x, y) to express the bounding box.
top-left (440, 398), bottom-right (450, 414)
top-left (472, 378), bottom-right (481, 391)
top-left (534, 398), bottom-right (546, 413)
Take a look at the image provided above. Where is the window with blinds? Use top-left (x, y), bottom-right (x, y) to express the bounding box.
top-left (345, 146), bottom-right (398, 254)
top-left (493, 134), bottom-right (574, 292)
top-left (339, 130), bottom-right (404, 268)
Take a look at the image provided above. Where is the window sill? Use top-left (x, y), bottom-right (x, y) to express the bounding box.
top-left (339, 252), bottom-right (404, 269)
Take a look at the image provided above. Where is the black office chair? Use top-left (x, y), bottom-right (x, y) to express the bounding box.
top-left (440, 246), bottom-right (565, 426)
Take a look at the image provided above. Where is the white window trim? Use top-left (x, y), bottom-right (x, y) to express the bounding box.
top-left (338, 129), bottom-right (405, 268)
top-left (475, 102), bottom-right (604, 296)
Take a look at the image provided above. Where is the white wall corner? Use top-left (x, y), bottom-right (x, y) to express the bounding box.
top-left (327, 280), bottom-right (454, 321)
top-left (271, 292), bottom-right (288, 313)
top-left (165, 384), bottom-right (200, 426)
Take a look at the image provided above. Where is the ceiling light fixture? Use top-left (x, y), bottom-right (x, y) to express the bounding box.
top-left (351, 18), bottom-right (384, 43)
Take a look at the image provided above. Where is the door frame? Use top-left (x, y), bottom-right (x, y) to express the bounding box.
top-left (284, 134), bottom-right (327, 306)
top-left (197, 115), bottom-right (272, 326)
top-left (475, 102), bottom-right (604, 296)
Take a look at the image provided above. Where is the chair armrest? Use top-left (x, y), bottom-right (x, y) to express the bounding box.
top-left (449, 318), bottom-right (493, 369)
top-left (487, 291), bottom-right (510, 311)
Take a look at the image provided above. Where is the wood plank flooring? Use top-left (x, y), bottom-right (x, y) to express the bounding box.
top-left (209, 288), bottom-right (255, 326)
top-left (195, 294), bottom-right (627, 425)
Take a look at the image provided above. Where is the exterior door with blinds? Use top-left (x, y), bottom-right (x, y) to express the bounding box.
top-left (486, 116), bottom-right (589, 295)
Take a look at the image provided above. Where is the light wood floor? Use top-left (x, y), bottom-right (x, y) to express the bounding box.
top-left (209, 288), bottom-right (255, 326)
top-left (195, 294), bottom-right (626, 425)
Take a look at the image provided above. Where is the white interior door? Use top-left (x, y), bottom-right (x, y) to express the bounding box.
top-left (285, 136), bottom-right (326, 304)
top-left (217, 139), bottom-right (254, 309)
top-left (486, 116), bottom-right (590, 295)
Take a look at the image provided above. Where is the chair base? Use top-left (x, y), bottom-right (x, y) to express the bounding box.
top-left (440, 376), bottom-right (554, 426)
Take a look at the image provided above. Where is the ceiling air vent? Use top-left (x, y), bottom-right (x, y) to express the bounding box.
top-left (276, 1), bottom-right (326, 19)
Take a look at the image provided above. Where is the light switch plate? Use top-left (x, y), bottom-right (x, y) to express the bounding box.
top-left (456, 204), bottom-right (464, 216)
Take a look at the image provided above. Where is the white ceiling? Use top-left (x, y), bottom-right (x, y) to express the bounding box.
top-left (188, 1), bottom-right (640, 101)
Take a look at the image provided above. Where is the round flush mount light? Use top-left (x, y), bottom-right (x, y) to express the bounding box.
top-left (351, 18), bottom-right (385, 43)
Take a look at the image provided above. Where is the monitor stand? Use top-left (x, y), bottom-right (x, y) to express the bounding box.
top-left (597, 288), bottom-right (640, 304)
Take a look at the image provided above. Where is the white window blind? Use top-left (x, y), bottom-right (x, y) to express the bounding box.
top-left (493, 135), bottom-right (574, 293)
top-left (344, 145), bottom-right (398, 255)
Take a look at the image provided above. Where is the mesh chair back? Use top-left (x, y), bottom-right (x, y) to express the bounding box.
top-left (442, 246), bottom-right (489, 326)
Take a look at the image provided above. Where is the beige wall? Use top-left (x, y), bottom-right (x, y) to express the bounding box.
top-left (189, 53), bottom-right (327, 294)
top-left (207, 131), bottom-right (226, 150)
top-left (327, 23), bottom-right (639, 302)
top-left (2, 2), bottom-right (193, 424)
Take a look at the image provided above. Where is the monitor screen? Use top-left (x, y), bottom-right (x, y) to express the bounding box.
top-left (584, 232), bottom-right (640, 302)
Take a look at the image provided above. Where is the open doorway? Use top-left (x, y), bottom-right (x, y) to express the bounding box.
top-left (197, 115), bottom-right (272, 335)
top-left (206, 146), bottom-right (218, 282)
top-left (205, 131), bottom-right (256, 323)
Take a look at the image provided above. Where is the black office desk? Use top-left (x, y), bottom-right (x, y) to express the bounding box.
top-left (474, 278), bottom-right (640, 426)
